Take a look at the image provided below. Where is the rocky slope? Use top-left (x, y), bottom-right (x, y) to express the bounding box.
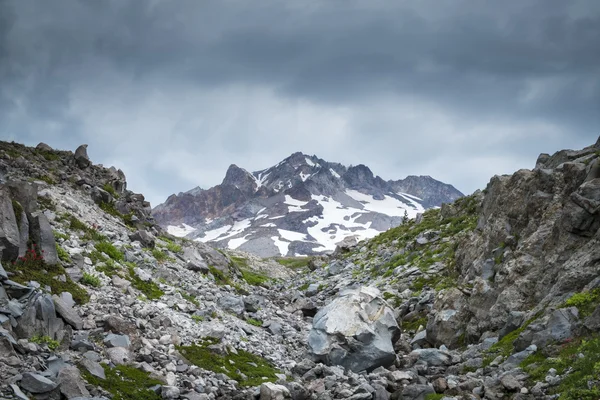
top-left (0, 138), bottom-right (599, 400)
top-left (152, 152), bottom-right (463, 257)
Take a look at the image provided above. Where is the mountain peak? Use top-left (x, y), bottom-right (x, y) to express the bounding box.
top-left (222, 164), bottom-right (256, 193)
top-left (154, 153), bottom-right (463, 257)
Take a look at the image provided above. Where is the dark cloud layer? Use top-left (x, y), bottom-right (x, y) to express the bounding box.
top-left (1, 0), bottom-right (598, 205)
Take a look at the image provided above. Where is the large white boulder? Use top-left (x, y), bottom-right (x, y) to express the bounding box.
top-left (307, 286), bottom-right (400, 372)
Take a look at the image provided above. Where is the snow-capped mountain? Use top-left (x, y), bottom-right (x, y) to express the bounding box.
top-left (152, 152), bottom-right (463, 257)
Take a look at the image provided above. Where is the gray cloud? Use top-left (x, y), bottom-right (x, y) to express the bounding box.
top-left (0, 0), bottom-right (598, 206)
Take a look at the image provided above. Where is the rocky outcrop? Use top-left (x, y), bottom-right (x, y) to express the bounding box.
top-left (308, 286), bottom-right (400, 372)
top-left (423, 138), bottom-right (600, 346)
top-left (0, 187), bottom-right (20, 262)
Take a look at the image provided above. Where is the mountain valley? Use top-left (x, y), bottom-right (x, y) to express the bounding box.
top-left (0, 138), bottom-right (599, 400)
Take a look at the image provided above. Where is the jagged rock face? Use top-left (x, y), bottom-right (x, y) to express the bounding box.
top-left (153, 152), bottom-right (463, 257)
top-left (307, 286), bottom-right (400, 372)
top-left (427, 138), bottom-right (600, 346)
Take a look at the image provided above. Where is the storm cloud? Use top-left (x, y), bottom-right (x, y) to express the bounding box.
top-left (1, 0), bottom-right (599, 205)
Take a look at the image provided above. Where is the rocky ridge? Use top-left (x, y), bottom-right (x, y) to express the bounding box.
top-left (0, 138), bottom-right (599, 400)
top-left (152, 152), bottom-right (463, 257)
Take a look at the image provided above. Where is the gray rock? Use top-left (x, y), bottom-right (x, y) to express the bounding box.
top-left (501, 374), bottom-right (521, 391)
top-left (20, 372), bottom-right (58, 393)
top-left (106, 346), bottom-right (132, 365)
top-left (410, 330), bottom-right (428, 347)
top-left (409, 348), bottom-right (452, 366)
top-left (36, 142), bottom-right (54, 152)
top-left (0, 335), bottom-right (17, 357)
top-left (306, 283), bottom-right (320, 297)
top-left (10, 384), bottom-right (29, 400)
top-left (30, 211), bottom-right (59, 265)
top-left (74, 144), bottom-right (91, 168)
top-left (91, 186), bottom-right (113, 205)
top-left (0, 260), bottom-right (8, 281)
top-left (104, 334), bottom-right (131, 349)
top-left (0, 186), bottom-right (20, 262)
top-left (307, 286), bottom-right (400, 372)
top-left (53, 294), bottom-right (84, 328)
top-left (217, 294), bottom-right (245, 316)
top-left (397, 384), bottom-right (435, 400)
top-left (129, 230), bottom-right (156, 249)
top-left (57, 366), bottom-right (91, 399)
top-left (259, 382), bottom-right (291, 400)
top-left (244, 294), bottom-right (266, 312)
top-left (161, 386), bottom-right (181, 399)
top-left (80, 358), bottom-right (105, 380)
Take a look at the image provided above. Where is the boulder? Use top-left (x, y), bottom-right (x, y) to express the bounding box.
top-left (260, 382), bottom-right (291, 400)
top-left (307, 286), bottom-right (400, 372)
top-left (80, 358), bottom-right (105, 380)
top-left (74, 144), bottom-right (91, 168)
top-left (53, 294), bottom-right (84, 328)
top-left (91, 186), bottom-right (112, 205)
top-left (104, 333), bottom-right (131, 349)
top-left (395, 384), bottom-right (435, 400)
top-left (36, 143), bottom-right (53, 152)
top-left (0, 261), bottom-right (7, 281)
top-left (6, 181), bottom-right (38, 213)
top-left (20, 372), bottom-right (58, 393)
top-left (0, 186), bottom-right (20, 262)
top-left (106, 346), bottom-right (132, 365)
top-left (57, 366), bottom-right (90, 399)
top-left (426, 288), bottom-right (468, 349)
top-left (217, 294), bottom-right (245, 316)
top-left (129, 230), bottom-right (156, 249)
top-left (29, 211), bottom-right (59, 265)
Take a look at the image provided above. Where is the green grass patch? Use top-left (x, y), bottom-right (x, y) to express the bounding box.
top-left (191, 315), bottom-right (204, 323)
top-left (81, 273), bottom-right (101, 287)
top-left (30, 335), bottom-right (60, 350)
top-left (562, 288), bottom-right (600, 318)
top-left (402, 315), bottom-right (428, 332)
top-left (53, 230), bottom-right (70, 241)
top-left (241, 269), bottom-right (271, 287)
top-left (177, 337), bottom-right (279, 387)
top-left (151, 248), bottom-right (169, 262)
top-left (56, 244), bottom-right (71, 263)
top-left (36, 175), bottom-right (56, 185)
top-left (166, 242), bottom-right (183, 254)
top-left (246, 318), bottom-right (263, 327)
top-left (208, 265), bottom-right (231, 286)
top-left (276, 257), bottom-right (312, 269)
top-left (99, 201), bottom-right (135, 227)
top-left (11, 200), bottom-right (23, 228)
top-left (521, 336), bottom-right (600, 399)
top-left (95, 241), bottom-right (124, 262)
top-left (102, 183), bottom-right (119, 198)
top-left (424, 394), bottom-right (445, 400)
top-left (179, 290), bottom-right (200, 307)
top-left (81, 364), bottom-right (162, 400)
top-left (127, 266), bottom-right (164, 300)
top-left (6, 249), bottom-right (89, 304)
top-left (298, 283), bottom-right (309, 291)
top-left (37, 196), bottom-right (56, 211)
top-left (483, 315), bottom-right (540, 367)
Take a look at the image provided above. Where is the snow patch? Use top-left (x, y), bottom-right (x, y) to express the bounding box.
top-left (166, 223), bottom-right (196, 237)
top-left (271, 236), bottom-right (290, 256)
top-left (346, 189), bottom-right (416, 218)
top-left (305, 157), bottom-right (315, 167)
top-left (330, 168), bottom-right (341, 178)
top-left (278, 229), bottom-right (307, 242)
top-left (228, 236), bottom-right (249, 250)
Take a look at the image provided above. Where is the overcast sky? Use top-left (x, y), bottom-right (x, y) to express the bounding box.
top-left (1, 0), bottom-right (599, 206)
